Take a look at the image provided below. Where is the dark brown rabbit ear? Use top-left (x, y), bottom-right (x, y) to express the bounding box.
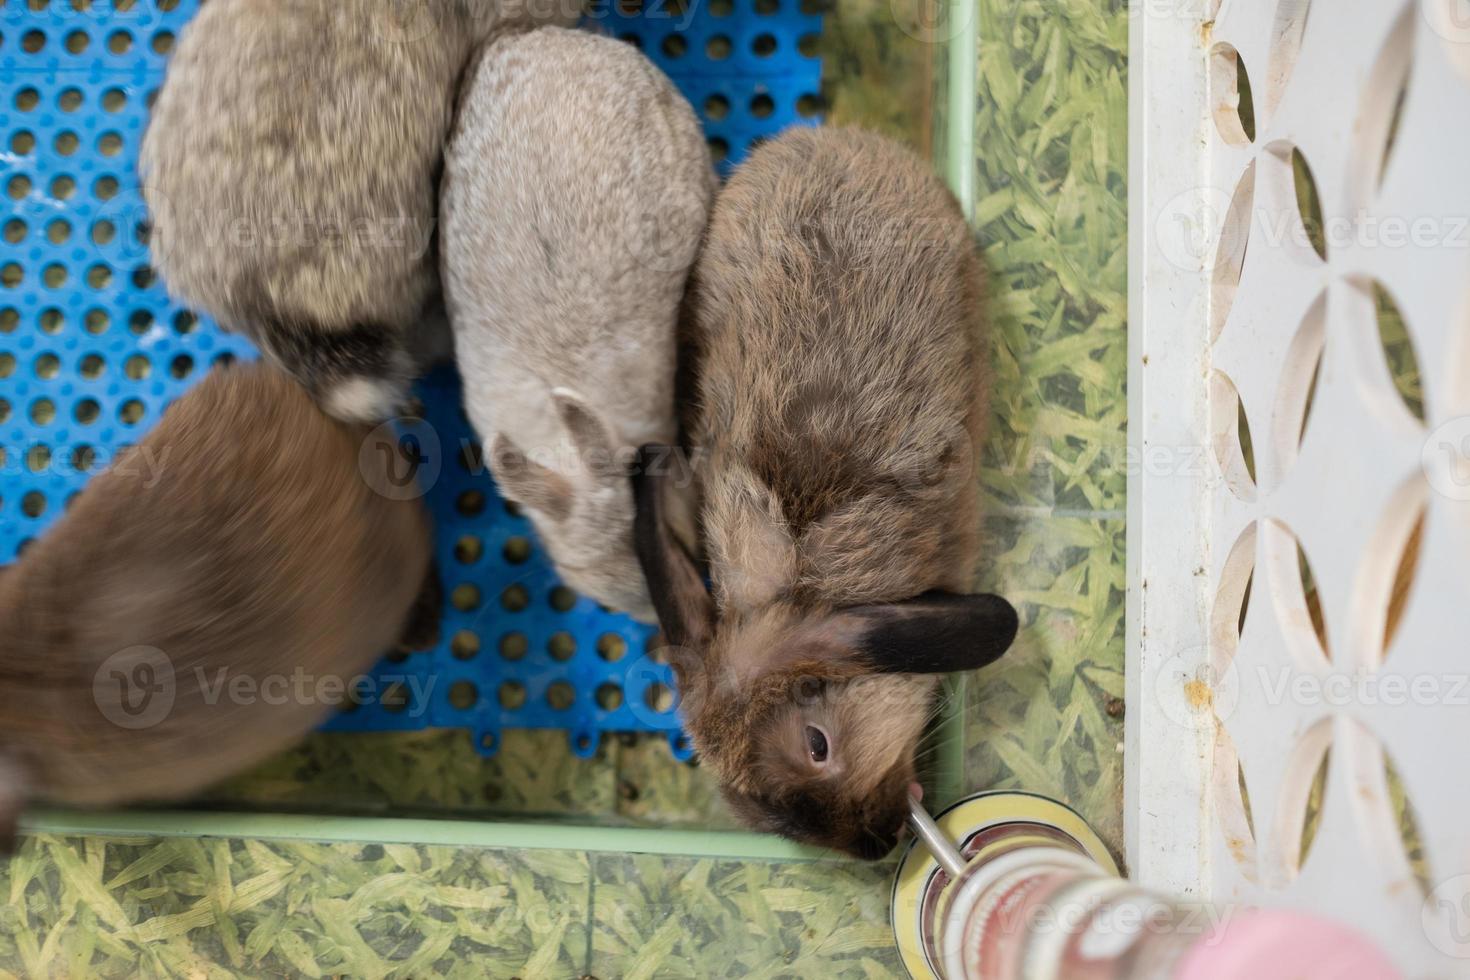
top-left (633, 445), bottom-right (714, 651)
top-left (839, 591), bottom-right (1019, 674)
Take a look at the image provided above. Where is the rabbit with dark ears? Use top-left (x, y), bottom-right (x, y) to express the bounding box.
top-left (633, 126), bottom-right (1019, 859)
top-left (139, 0), bottom-right (582, 423)
top-left (0, 363), bottom-right (435, 849)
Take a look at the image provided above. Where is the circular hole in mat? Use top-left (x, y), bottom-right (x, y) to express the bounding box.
top-left (6, 175), bottom-right (31, 200)
top-left (118, 399), bottom-right (145, 425)
top-left (498, 681), bottom-right (526, 710)
top-left (451, 583), bottom-right (481, 612)
top-left (26, 445), bottom-right (51, 471)
top-left (546, 681), bottom-right (575, 711)
top-left (91, 220), bottom-right (114, 245)
top-left (549, 586), bottom-right (577, 612)
top-left (708, 137), bottom-right (728, 163)
top-left (0, 400), bottom-right (9, 423)
top-left (705, 35), bottom-right (731, 59)
top-left (151, 30), bottom-right (174, 54)
top-left (10, 131), bottom-right (35, 155)
top-left (71, 445), bottom-right (95, 471)
top-left (456, 489), bottom-right (486, 516)
top-left (15, 88), bottom-right (40, 111)
top-left (0, 354), bottom-right (14, 377)
top-left (798, 32), bottom-right (819, 56)
top-left (0, 308), bottom-right (16, 332)
top-left (169, 354), bottom-right (193, 379)
top-left (34, 353), bottom-right (59, 379)
top-left (86, 265), bottom-right (111, 290)
top-left (57, 88), bottom-right (82, 112)
top-left (574, 733), bottom-right (593, 753)
top-left (74, 398), bottom-right (100, 424)
top-left (98, 132), bottom-right (122, 157)
top-left (710, 0), bottom-right (732, 13)
top-left (449, 681), bottom-right (478, 711)
top-left (752, 33), bottom-right (776, 56)
top-left (102, 88), bottom-right (125, 112)
top-left (106, 29), bottom-right (131, 53)
top-left (596, 683), bottom-right (623, 710)
top-left (499, 632), bottom-right (529, 660)
top-left (1, 264), bottom-right (21, 288)
top-left (21, 28), bottom-right (45, 52)
top-left (21, 492), bottom-right (47, 518)
top-left (618, 32), bottom-right (641, 49)
top-left (454, 535), bottom-right (483, 564)
top-left (503, 499), bottom-right (523, 517)
top-left (796, 93), bottom-right (823, 117)
top-left (502, 536), bottom-right (531, 564)
top-left (29, 399), bottom-right (54, 425)
top-left (457, 441), bottom-right (483, 474)
top-left (704, 94), bottom-right (729, 120)
top-left (499, 584), bottom-right (529, 612)
top-left (65, 30), bottom-right (87, 53)
top-left (47, 220), bottom-right (70, 244)
top-left (95, 176), bottom-right (119, 200)
top-left (750, 93), bottom-right (775, 117)
top-left (49, 176), bottom-right (75, 201)
top-left (172, 311), bottom-right (196, 334)
top-left (596, 633), bottom-right (627, 662)
top-left (79, 353), bottom-right (104, 379)
top-left (54, 131), bottom-right (78, 155)
top-left (42, 264), bottom-right (67, 288)
top-left (644, 682), bottom-right (675, 713)
top-left (548, 631), bottom-right (576, 661)
top-left (124, 354), bottom-right (150, 380)
top-left (660, 34), bottom-right (686, 57)
top-left (450, 630), bottom-right (480, 660)
top-left (41, 308), bottom-right (63, 333)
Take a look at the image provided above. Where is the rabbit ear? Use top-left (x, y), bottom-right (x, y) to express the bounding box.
top-left (552, 388), bottom-right (617, 468)
top-left (833, 591), bottom-right (1019, 674)
top-left (489, 433), bottom-right (572, 522)
top-left (633, 445), bottom-right (714, 651)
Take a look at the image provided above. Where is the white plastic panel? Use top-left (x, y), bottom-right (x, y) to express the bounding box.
top-left (1130, 0), bottom-right (1470, 973)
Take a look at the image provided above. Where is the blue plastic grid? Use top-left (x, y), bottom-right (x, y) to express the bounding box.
top-left (0, 0), bottom-right (821, 759)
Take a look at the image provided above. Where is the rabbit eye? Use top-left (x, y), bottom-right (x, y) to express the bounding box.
top-left (805, 725), bottom-right (829, 764)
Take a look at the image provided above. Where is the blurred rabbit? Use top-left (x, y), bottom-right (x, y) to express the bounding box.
top-left (139, 0), bottom-right (582, 422)
top-left (633, 127), bottom-right (1019, 859)
top-left (0, 363), bottom-right (435, 846)
top-left (442, 27), bottom-right (716, 622)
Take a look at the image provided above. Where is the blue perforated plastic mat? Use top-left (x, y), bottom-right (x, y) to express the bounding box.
top-left (0, 0), bottom-right (820, 758)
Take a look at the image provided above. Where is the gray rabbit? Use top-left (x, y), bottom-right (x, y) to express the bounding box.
top-left (634, 127), bottom-right (1018, 859)
top-left (0, 363), bottom-right (434, 846)
top-left (140, 0), bottom-right (581, 422)
top-left (441, 27), bottom-right (716, 621)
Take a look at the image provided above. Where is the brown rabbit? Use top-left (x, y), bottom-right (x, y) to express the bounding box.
top-left (0, 363), bottom-right (433, 846)
top-left (634, 127), bottom-right (1018, 859)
